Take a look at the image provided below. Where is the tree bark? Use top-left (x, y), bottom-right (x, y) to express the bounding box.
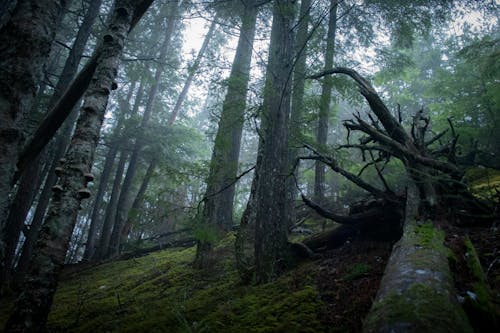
top-left (96, 149), bottom-right (128, 260)
top-left (15, 0), bottom-right (154, 177)
top-left (286, 0), bottom-right (311, 226)
top-left (120, 158), bottom-right (156, 243)
top-left (194, 1), bottom-right (258, 268)
top-left (1, 0), bottom-right (102, 286)
top-left (13, 109), bottom-right (79, 286)
top-left (253, 0), bottom-right (295, 283)
top-left (314, 0), bottom-right (337, 203)
top-left (0, 0), bottom-right (66, 268)
top-left (108, 2), bottom-right (179, 258)
top-left (4, 1), bottom-right (152, 330)
top-left (83, 79), bottom-right (138, 261)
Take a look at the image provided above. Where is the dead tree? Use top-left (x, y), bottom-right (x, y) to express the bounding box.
top-left (300, 67), bottom-right (495, 332)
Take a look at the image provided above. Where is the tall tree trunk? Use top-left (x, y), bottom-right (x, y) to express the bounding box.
top-left (13, 108), bottom-right (79, 284)
top-left (96, 150), bottom-right (128, 260)
top-left (194, 1), bottom-right (258, 268)
top-left (314, 0), bottom-right (337, 203)
top-left (4, 1), bottom-right (153, 330)
top-left (0, 154), bottom-right (47, 288)
top-left (120, 158), bottom-right (156, 242)
top-left (167, 17), bottom-right (217, 125)
top-left (253, 0), bottom-right (295, 283)
top-left (82, 79), bottom-right (138, 261)
top-left (1, 0), bottom-right (102, 288)
top-left (0, 0), bottom-right (66, 273)
top-left (286, 0), bottom-right (311, 226)
top-left (108, 2), bottom-right (179, 258)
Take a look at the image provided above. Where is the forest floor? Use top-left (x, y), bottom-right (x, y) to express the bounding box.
top-left (0, 223), bottom-right (498, 332)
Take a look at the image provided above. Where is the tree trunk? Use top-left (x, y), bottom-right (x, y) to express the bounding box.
top-left (4, 2), bottom-right (152, 330)
top-left (13, 108), bottom-right (79, 284)
top-left (0, 0), bottom-right (65, 267)
top-left (286, 0), bottom-right (311, 226)
top-left (82, 141), bottom-right (119, 260)
top-left (194, 1), bottom-right (257, 268)
top-left (0, 154), bottom-right (47, 288)
top-left (96, 149), bottom-right (128, 260)
top-left (108, 2), bottom-right (179, 258)
top-left (253, 0), bottom-right (295, 283)
top-left (120, 158), bottom-right (156, 243)
top-left (2, 0), bottom-right (102, 284)
top-left (83, 79), bottom-right (138, 261)
top-left (167, 16), bottom-right (217, 125)
top-left (314, 0), bottom-right (337, 203)
top-left (363, 185), bottom-right (473, 333)
top-left (15, 0), bottom-right (154, 177)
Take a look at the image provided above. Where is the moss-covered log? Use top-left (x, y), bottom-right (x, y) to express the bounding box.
top-left (462, 235), bottom-right (499, 331)
top-left (363, 187), bottom-right (473, 333)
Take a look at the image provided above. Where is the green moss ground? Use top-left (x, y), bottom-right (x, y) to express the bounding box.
top-left (0, 234), bottom-right (330, 333)
top-left (465, 167), bottom-right (500, 200)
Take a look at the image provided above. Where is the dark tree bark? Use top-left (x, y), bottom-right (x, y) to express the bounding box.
top-left (252, 0), bottom-right (296, 283)
top-left (0, 0), bottom-right (66, 267)
top-left (13, 108), bottom-right (79, 284)
top-left (314, 0), bottom-right (337, 203)
top-left (4, 1), bottom-right (154, 331)
top-left (0, 0), bottom-right (17, 29)
top-left (107, 3), bottom-right (180, 258)
top-left (96, 150), bottom-right (128, 260)
top-left (194, 1), bottom-right (258, 268)
top-left (0, 154), bottom-right (47, 288)
top-left (1, 0), bottom-right (102, 288)
top-left (120, 158), bottom-right (156, 242)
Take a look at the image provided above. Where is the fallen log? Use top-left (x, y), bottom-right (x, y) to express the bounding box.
top-left (298, 194), bottom-right (403, 253)
top-left (118, 238), bottom-right (196, 260)
top-left (363, 185), bottom-right (473, 333)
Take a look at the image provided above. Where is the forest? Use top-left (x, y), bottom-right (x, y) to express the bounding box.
top-left (0, 0), bottom-right (499, 332)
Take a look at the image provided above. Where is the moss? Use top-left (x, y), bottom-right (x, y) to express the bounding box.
top-left (463, 236), bottom-right (499, 329)
top-left (0, 239), bottom-right (331, 332)
top-left (365, 283), bottom-right (473, 333)
top-left (343, 263), bottom-right (372, 281)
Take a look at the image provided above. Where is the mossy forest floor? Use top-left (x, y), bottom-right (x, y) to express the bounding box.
top-left (0, 226), bottom-right (498, 332)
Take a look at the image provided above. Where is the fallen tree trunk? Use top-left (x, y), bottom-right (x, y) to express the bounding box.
top-left (298, 194), bottom-right (403, 253)
top-left (363, 185), bottom-right (473, 333)
top-left (118, 238), bottom-right (196, 261)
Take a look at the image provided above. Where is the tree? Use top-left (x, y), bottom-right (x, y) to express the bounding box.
top-left (252, 0), bottom-right (296, 283)
top-left (0, 0), bottom-right (66, 270)
top-left (0, 0), bottom-right (103, 290)
top-left (107, 1), bottom-right (181, 258)
top-left (314, 0), bottom-right (338, 203)
top-left (303, 66), bottom-right (492, 332)
top-left (194, 0), bottom-right (258, 268)
top-left (4, 1), bottom-right (154, 330)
